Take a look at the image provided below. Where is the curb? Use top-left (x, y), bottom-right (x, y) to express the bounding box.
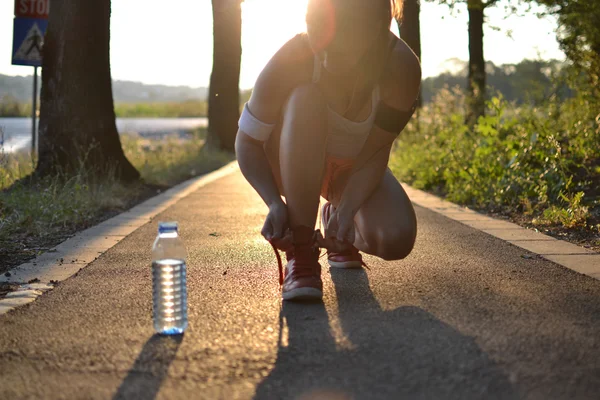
top-left (0, 161), bottom-right (239, 315)
top-left (402, 184), bottom-right (600, 281)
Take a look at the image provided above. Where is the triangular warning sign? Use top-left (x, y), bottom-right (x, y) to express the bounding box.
top-left (13, 23), bottom-right (44, 62)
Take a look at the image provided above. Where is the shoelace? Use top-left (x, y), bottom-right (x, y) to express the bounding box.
top-left (268, 240), bottom-right (285, 286)
top-left (269, 235), bottom-right (318, 286)
top-left (269, 230), bottom-right (368, 286)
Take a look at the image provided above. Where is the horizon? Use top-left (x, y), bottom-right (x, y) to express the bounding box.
top-left (0, 0), bottom-right (565, 90)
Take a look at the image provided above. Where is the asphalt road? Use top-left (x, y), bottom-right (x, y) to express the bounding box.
top-left (1, 171), bottom-right (599, 399)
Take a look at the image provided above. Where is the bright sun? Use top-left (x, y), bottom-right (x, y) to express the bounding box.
top-left (240, 0), bottom-right (309, 88)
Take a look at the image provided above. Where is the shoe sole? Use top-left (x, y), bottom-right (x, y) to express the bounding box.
top-left (328, 260), bottom-right (363, 269)
top-left (282, 287), bottom-right (323, 301)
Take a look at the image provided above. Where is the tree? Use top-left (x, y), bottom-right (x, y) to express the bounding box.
top-left (399, 0), bottom-right (423, 108)
top-left (530, 0), bottom-right (600, 90)
top-left (37, 0), bottom-right (139, 182)
top-left (465, 0), bottom-right (491, 124)
top-left (208, 0), bottom-right (242, 153)
top-left (426, 0), bottom-right (513, 124)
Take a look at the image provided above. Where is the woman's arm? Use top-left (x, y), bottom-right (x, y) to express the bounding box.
top-left (336, 127), bottom-right (395, 217)
top-left (236, 134), bottom-right (283, 207)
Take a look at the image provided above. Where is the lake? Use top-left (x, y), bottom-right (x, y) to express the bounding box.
top-left (0, 117), bottom-right (209, 153)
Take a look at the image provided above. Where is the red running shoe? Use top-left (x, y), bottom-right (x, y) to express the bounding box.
top-left (321, 202), bottom-right (365, 269)
top-left (271, 226), bottom-right (323, 301)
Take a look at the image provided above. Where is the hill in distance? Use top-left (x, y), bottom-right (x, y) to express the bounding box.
top-left (0, 74), bottom-right (208, 103)
top-left (1, 57), bottom-right (565, 105)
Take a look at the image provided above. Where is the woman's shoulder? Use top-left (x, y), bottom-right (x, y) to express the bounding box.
top-left (247, 34), bottom-right (314, 122)
top-left (277, 33), bottom-right (314, 65)
top-left (380, 34), bottom-right (422, 110)
top-left (257, 33), bottom-right (314, 89)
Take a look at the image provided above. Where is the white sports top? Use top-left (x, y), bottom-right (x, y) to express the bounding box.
top-left (313, 56), bottom-right (380, 159)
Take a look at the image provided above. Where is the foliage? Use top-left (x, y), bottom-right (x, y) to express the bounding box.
top-left (420, 58), bottom-right (570, 105)
top-left (0, 95), bottom-right (32, 117)
top-left (114, 101), bottom-right (208, 118)
top-left (390, 83), bottom-right (600, 229)
top-left (530, 0), bottom-right (600, 88)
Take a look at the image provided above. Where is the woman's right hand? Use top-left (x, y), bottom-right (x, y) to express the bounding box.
top-left (261, 201), bottom-right (289, 241)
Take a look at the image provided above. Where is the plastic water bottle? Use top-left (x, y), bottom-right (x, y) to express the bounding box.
top-left (152, 222), bottom-right (188, 335)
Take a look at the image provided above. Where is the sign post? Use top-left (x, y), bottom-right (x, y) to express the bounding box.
top-left (12, 0), bottom-right (50, 156)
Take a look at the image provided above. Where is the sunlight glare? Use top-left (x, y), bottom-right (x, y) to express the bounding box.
top-left (240, 0), bottom-right (309, 88)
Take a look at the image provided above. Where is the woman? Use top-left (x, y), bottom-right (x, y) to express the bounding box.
top-left (235, 0), bottom-right (421, 301)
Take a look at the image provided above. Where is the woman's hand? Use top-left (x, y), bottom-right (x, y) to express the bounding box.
top-left (324, 206), bottom-right (356, 246)
top-left (261, 201), bottom-right (289, 241)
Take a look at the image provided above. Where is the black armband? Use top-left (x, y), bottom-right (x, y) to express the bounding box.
top-left (374, 100), bottom-right (418, 135)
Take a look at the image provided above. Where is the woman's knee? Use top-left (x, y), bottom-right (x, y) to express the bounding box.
top-left (374, 224), bottom-right (417, 261)
top-left (285, 83), bottom-right (327, 118)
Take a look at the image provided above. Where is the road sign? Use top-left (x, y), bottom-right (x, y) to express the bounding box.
top-left (12, 17), bottom-right (48, 67)
top-left (14, 0), bottom-right (50, 19)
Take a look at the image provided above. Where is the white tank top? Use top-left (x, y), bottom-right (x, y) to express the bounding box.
top-left (313, 56), bottom-right (380, 159)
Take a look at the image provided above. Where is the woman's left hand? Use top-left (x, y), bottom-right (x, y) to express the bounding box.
top-left (325, 206), bottom-right (356, 246)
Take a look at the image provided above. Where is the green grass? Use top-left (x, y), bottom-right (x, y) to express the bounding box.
top-left (390, 85), bottom-right (600, 231)
top-left (0, 127), bottom-right (232, 252)
top-left (121, 128), bottom-right (233, 186)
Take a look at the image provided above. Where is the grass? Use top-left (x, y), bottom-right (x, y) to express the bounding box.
top-left (114, 101), bottom-right (208, 118)
top-left (121, 128), bottom-right (233, 186)
top-left (0, 126), bottom-right (233, 273)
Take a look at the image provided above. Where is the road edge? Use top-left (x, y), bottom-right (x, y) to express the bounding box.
top-left (402, 184), bottom-right (600, 281)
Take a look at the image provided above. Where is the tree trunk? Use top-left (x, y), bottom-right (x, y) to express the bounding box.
top-left (208, 0), bottom-right (242, 153)
top-left (36, 0), bottom-right (139, 182)
top-left (467, 0), bottom-right (486, 125)
top-left (399, 0), bottom-right (422, 108)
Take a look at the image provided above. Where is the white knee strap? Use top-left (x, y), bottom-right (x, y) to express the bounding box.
top-left (238, 103), bottom-right (276, 142)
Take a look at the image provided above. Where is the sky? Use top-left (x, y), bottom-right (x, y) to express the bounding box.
top-left (0, 0), bottom-right (565, 90)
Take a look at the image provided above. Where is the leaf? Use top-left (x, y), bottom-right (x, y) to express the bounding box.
top-left (530, 131), bottom-right (538, 145)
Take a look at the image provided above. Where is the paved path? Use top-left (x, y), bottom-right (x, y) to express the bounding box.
top-left (1, 170), bottom-right (599, 399)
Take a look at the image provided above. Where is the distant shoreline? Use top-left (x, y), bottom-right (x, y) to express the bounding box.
top-left (0, 117), bottom-right (208, 154)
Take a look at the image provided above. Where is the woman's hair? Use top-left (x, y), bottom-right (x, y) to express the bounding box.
top-left (306, 0), bottom-right (403, 82)
top-left (388, 0), bottom-right (404, 25)
top-left (307, 0), bottom-right (403, 30)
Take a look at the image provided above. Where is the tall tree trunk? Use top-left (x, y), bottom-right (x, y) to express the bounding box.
top-left (208, 0), bottom-right (242, 153)
top-left (399, 0), bottom-right (422, 108)
top-left (36, 0), bottom-right (139, 182)
top-left (467, 0), bottom-right (486, 125)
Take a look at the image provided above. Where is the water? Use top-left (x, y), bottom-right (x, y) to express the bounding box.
top-left (152, 258), bottom-right (188, 335)
top-left (0, 117), bottom-right (208, 153)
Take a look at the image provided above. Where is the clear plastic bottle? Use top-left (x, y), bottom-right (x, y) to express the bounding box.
top-left (152, 221), bottom-right (188, 335)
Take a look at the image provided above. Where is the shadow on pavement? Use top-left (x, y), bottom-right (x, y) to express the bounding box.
top-left (254, 269), bottom-right (518, 400)
top-left (113, 334), bottom-right (183, 400)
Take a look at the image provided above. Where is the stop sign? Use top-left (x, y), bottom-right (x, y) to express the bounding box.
top-left (14, 0), bottom-right (50, 19)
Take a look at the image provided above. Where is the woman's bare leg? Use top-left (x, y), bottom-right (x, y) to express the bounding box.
top-left (350, 169), bottom-right (417, 260)
top-left (275, 84), bottom-right (329, 229)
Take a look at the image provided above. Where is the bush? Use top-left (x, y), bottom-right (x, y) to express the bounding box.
top-left (390, 83), bottom-right (600, 229)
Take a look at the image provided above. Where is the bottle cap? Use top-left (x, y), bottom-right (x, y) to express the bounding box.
top-left (158, 221), bottom-right (178, 234)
